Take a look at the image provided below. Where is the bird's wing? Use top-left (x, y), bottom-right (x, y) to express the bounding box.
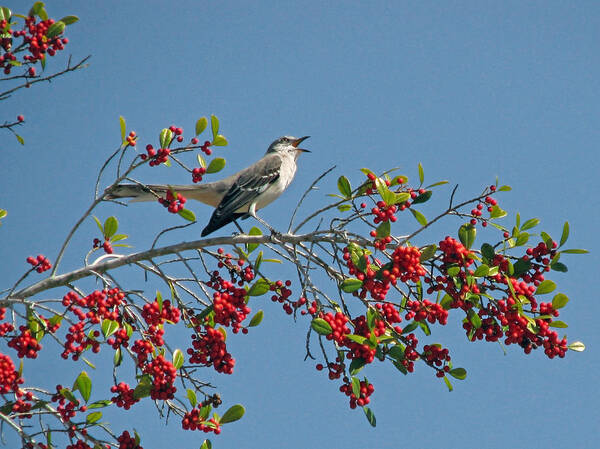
top-left (201, 153), bottom-right (283, 236)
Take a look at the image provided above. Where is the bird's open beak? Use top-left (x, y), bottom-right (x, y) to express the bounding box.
top-left (292, 136), bottom-right (310, 152)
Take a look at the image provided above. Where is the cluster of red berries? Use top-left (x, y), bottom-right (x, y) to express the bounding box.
top-left (141, 144), bottom-right (170, 165)
top-left (125, 131), bottom-right (137, 146)
top-left (181, 405), bottom-right (222, 434)
top-left (26, 254), bottom-right (52, 273)
top-left (188, 325), bottom-right (235, 374)
top-left (141, 299), bottom-right (181, 327)
top-left (200, 140), bottom-right (212, 156)
top-left (144, 355), bottom-right (177, 400)
top-left (66, 442), bottom-right (91, 449)
top-left (169, 125), bottom-right (185, 143)
top-left (50, 384), bottom-right (85, 423)
top-left (0, 308), bottom-right (15, 336)
top-left (405, 299), bottom-right (449, 325)
top-left (158, 190), bottom-right (186, 213)
top-left (315, 358), bottom-right (345, 380)
top-left (110, 382), bottom-right (139, 410)
top-left (468, 186), bottom-right (498, 226)
top-left (60, 288), bottom-right (129, 359)
top-left (192, 166), bottom-right (207, 183)
top-left (206, 267), bottom-right (252, 333)
top-left (0, 352), bottom-right (23, 394)
top-left (0, 17), bottom-right (69, 75)
top-left (117, 430), bottom-right (143, 449)
top-left (322, 312), bottom-right (351, 345)
top-left (270, 280), bottom-right (299, 315)
top-left (439, 236), bottom-right (475, 267)
top-left (339, 379), bottom-right (374, 409)
top-left (8, 326), bottom-right (42, 359)
top-left (342, 245), bottom-right (426, 302)
top-left (422, 345), bottom-right (451, 377)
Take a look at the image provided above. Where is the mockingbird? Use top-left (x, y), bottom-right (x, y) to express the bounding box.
top-left (106, 135), bottom-right (310, 236)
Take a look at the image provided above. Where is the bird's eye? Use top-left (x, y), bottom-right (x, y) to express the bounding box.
top-left (281, 137), bottom-right (289, 143)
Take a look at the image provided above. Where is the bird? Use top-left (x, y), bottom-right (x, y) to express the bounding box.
top-left (106, 135), bottom-right (310, 236)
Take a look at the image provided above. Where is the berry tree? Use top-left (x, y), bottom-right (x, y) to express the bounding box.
top-left (0, 4), bottom-right (588, 449)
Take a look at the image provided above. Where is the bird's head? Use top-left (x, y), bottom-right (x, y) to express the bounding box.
top-left (266, 136), bottom-right (310, 159)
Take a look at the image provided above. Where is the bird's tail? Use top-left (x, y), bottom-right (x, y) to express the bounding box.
top-left (105, 184), bottom-right (217, 204)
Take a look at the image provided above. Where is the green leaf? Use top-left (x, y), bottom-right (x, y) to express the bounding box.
top-left (363, 406), bottom-right (376, 427)
top-left (375, 178), bottom-right (395, 205)
top-left (552, 293), bottom-right (569, 309)
top-left (187, 389), bottom-right (197, 407)
top-left (481, 243), bottom-right (495, 261)
top-left (498, 185), bottom-right (511, 191)
top-left (15, 134), bottom-right (24, 145)
top-left (219, 404), bottom-right (245, 424)
top-left (87, 400), bottom-right (111, 409)
top-left (206, 157), bottom-right (226, 174)
top-left (535, 280), bottom-right (556, 295)
top-left (560, 249), bottom-right (589, 254)
top-left (248, 310), bottom-right (263, 327)
top-left (212, 135), bottom-right (228, 146)
top-left (200, 439), bottom-right (212, 449)
top-left (337, 204), bottom-right (352, 212)
top-left (247, 278), bottom-right (270, 296)
top-left (349, 358), bottom-right (367, 375)
top-left (101, 319), bottom-right (119, 338)
top-left (92, 216), bottom-right (104, 235)
top-left (489, 205), bottom-right (507, 219)
top-left (449, 367), bottom-right (467, 380)
top-left (46, 20), bottom-right (65, 38)
top-left (412, 190), bottom-right (432, 204)
top-left (0, 7), bottom-right (11, 21)
top-left (337, 175), bottom-right (352, 198)
top-left (375, 221), bottom-right (390, 239)
top-left (468, 309), bottom-right (482, 329)
top-left (351, 377), bottom-right (361, 398)
top-left (515, 232), bottom-right (529, 247)
top-left (245, 226), bottom-right (262, 253)
top-left (60, 15), bottom-right (79, 25)
top-left (29, 2), bottom-right (44, 17)
top-left (567, 341), bottom-right (585, 352)
top-left (394, 192), bottom-right (411, 204)
top-left (548, 320), bottom-right (568, 328)
top-left (113, 347), bottom-right (122, 366)
top-left (418, 162), bottom-right (424, 184)
top-left (402, 321), bottom-right (419, 334)
top-left (60, 388), bottom-right (78, 404)
top-left (178, 208), bottom-right (196, 222)
top-left (473, 264), bottom-right (489, 277)
top-left (86, 411), bottom-right (102, 424)
top-left (513, 258), bottom-right (531, 277)
top-left (458, 223), bottom-right (476, 249)
top-left (133, 375), bottom-right (152, 399)
top-left (410, 209), bottom-right (427, 226)
top-left (541, 231), bottom-right (553, 248)
top-left (560, 221), bottom-right (569, 247)
top-left (159, 128), bottom-right (173, 148)
top-left (172, 349), bottom-right (184, 369)
top-left (447, 266), bottom-right (460, 277)
top-left (443, 376), bottom-right (453, 392)
top-left (440, 294), bottom-right (454, 310)
top-left (521, 218), bottom-right (540, 231)
top-left (254, 251), bottom-right (263, 271)
top-left (74, 371), bottom-right (92, 403)
top-left (419, 244), bottom-right (437, 262)
top-left (341, 278), bottom-right (363, 293)
top-left (195, 117), bottom-right (208, 136)
top-left (366, 308), bottom-right (377, 331)
top-left (345, 334), bottom-right (368, 345)
top-left (103, 216), bottom-right (118, 239)
top-left (119, 115), bottom-right (127, 142)
top-left (551, 262), bottom-right (568, 273)
top-left (311, 318), bottom-right (332, 335)
top-left (425, 180), bottom-right (449, 188)
top-left (210, 115), bottom-right (219, 140)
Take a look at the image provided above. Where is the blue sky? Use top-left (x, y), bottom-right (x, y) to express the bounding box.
top-left (2, 1), bottom-right (599, 448)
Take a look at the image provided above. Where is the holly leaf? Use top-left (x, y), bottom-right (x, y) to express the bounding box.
top-left (196, 117), bottom-right (208, 136)
top-left (73, 371), bottom-right (92, 403)
top-left (337, 175), bottom-right (352, 199)
top-left (311, 318), bottom-right (332, 335)
top-left (341, 278), bottom-right (363, 293)
top-left (220, 404), bottom-right (245, 424)
top-left (206, 157), bottom-right (226, 174)
top-left (248, 310), bottom-right (263, 327)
